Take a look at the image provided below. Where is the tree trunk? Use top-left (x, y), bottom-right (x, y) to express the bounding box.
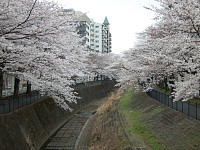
top-left (0, 73), bottom-right (3, 98)
top-left (14, 78), bottom-right (20, 96)
top-left (100, 75), bottom-right (103, 81)
top-left (164, 77), bottom-right (168, 91)
top-left (170, 74), bottom-right (175, 93)
top-left (27, 81), bottom-right (31, 94)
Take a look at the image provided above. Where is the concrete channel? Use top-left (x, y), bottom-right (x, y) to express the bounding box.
top-left (40, 100), bottom-right (104, 150)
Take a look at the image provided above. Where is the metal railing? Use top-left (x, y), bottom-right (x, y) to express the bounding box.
top-left (72, 78), bottom-right (111, 89)
top-left (0, 91), bottom-right (46, 114)
top-left (146, 89), bottom-right (200, 120)
top-left (0, 79), bottom-right (113, 114)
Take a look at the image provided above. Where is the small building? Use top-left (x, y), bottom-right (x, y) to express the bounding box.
top-left (1, 74), bottom-right (28, 97)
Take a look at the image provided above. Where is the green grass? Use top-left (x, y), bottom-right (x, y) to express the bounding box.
top-left (118, 88), bottom-right (165, 150)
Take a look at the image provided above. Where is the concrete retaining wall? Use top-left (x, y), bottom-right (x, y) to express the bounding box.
top-left (0, 80), bottom-right (116, 150)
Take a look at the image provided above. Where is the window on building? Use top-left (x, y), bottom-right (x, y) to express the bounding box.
top-left (95, 45), bottom-right (99, 48)
top-left (95, 35), bottom-right (99, 38)
top-left (95, 30), bottom-right (99, 33)
top-left (95, 40), bottom-right (99, 43)
top-left (81, 22), bottom-right (86, 25)
top-left (85, 31), bottom-right (89, 36)
top-left (78, 31), bottom-right (86, 35)
top-left (95, 26), bottom-right (99, 28)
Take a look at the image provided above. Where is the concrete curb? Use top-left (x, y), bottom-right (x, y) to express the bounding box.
top-left (74, 112), bottom-right (97, 150)
top-left (74, 118), bottom-right (90, 150)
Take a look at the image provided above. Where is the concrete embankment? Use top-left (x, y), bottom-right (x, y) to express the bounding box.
top-left (86, 86), bottom-right (200, 150)
top-left (0, 80), bottom-right (116, 150)
top-left (130, 86), bottom-right (200, 149)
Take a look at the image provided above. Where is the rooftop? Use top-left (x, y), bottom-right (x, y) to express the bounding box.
top-left (103, 17), bottom-right (110, 25)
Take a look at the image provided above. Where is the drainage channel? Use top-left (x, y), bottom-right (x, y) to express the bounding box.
top-left (40, 103), bottom-right (99, 150)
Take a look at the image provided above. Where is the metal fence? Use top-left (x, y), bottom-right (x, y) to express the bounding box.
top-left (72, 78), bottom-right (111, 89)
top-left (147, 89), bottom-right (200, 120)
top-left (0, 91), bottom-right (47, 114)
top-left (0, 79), bottom-right (113, 114)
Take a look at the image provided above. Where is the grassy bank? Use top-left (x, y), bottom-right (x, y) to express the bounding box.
top-left (118, 88), bottom-right (164, 150)
top-left (89, 86), bottom-right (200, 149)
top-left (118, 86), bottom-right (200, 150)
top-left (89, 92), bottom-right (133, 150)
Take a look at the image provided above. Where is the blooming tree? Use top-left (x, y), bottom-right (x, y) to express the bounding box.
top-left (124, 0), bottom-right (200, 101)
top-left (99, 0), bottom-right (200, 101)
top-left (0, 0), bottom-right (89, 110)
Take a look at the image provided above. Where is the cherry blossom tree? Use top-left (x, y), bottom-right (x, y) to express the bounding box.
top-left (126, 0), bottom-right (200, 101)
top-left (86, 52), bottom-right (120, 78)
top-left (0, 0), bottom-right (89, 110)
top-left (85, 50), bottom-right (144, 90)
top-left (100, 0), bottom-right (199, 101)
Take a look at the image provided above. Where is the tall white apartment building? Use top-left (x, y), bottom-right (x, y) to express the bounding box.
top-left (90, 21), bottom-right (103, 52)
top-left (62, 9), bottom-right (111, 53)
top-left (90, 17), bottom-right (112, 53)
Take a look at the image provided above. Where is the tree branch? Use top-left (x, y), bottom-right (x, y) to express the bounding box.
top-left (0, 0), bottom-right (38, 36)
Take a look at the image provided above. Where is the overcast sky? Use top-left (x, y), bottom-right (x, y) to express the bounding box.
top-left (54, 0), bottom-right (158, 54)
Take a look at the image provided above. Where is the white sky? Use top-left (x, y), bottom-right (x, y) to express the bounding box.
top-left (55, 0), bottom-right (157, 54)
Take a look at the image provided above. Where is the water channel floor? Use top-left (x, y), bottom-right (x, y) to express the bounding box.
top-left (42, 101), bottom-right (101, 150)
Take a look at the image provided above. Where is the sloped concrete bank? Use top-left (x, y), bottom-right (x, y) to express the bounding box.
top-left (0, 80), bottom-right (116, 150)
top-left (81, 86), bottom-right (200, 150)
top-left (128, 86), bottom-right (200, 149)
